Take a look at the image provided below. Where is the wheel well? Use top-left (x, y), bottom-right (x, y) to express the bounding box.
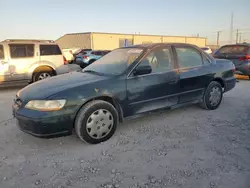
top-left (33, 66), bottom-right (56, 76)
top-left (89, 59), bottom-right (96, 63)
top-left (73, 96), bottom-right (124, 127)
top-left (213, 78), bottom-right (224, 88)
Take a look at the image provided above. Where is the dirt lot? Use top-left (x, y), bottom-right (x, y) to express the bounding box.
top-left (0, 81), bottom-right (250, 188)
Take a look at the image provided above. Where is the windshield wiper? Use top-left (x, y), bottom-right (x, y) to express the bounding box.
top-left (82, 70), bottom-right (103, 75)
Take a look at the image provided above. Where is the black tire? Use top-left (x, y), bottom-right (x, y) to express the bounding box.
top-left (200, 81), bottom-right (223, 110)
top-left (33, 70), bottom-right (53, 82)
top-left (88, 59), bottom-right (96, 64)
top-left (75, 100), bottom-right (118, 144)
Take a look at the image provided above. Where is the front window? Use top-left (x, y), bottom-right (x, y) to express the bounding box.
top-left (83, 48), bottom-right (144, 75)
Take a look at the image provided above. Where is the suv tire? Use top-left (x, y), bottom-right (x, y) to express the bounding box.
top-left (33, 71), bottom-right (53, 82)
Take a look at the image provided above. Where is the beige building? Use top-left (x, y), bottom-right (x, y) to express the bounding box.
top-left (56, 32), bottom-right (207, 50)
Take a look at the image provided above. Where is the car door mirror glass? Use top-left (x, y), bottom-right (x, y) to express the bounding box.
top-left (134, 65), bottom-right (152, 76)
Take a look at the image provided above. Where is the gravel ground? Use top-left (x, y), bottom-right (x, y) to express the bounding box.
top-left (0, 81), bottom-right (250, 188)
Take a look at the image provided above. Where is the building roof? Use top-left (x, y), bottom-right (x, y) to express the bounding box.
top-left (56, 32), bottom-right (207, 49)
top-left (58, 32), bottom-right (207, 39)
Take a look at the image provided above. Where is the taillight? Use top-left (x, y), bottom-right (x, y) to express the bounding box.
top-left (232, 64), bottom-right (236, 73)
top-left (239, 55), bottom-right (250, 61)
top-left (82, 56), bottom-right (88, 59)
top-left (63, 56), bottom-right (67, 64)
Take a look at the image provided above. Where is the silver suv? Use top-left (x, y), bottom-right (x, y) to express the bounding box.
top-left (0, 39), bottom-right (66, 85)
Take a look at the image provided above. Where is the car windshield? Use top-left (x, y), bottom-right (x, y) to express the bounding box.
top-left (82, 48), bottom-right (144, 75)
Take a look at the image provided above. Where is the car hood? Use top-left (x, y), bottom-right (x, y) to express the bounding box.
top-left (17, 71), bottom-right (108, 102)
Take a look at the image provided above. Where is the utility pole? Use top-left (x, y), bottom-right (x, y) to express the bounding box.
top-left (230, 12), bottom-right (234, 43)
top-left (236, 29), bottom-right (239, 43)
top-left (217, 31), bottom-right (222, 46)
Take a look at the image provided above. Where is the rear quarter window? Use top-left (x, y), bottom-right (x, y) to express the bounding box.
top-left (40, 45), bottom-right (62, 56)
top-left (0, 45), bottom-right (4, 59)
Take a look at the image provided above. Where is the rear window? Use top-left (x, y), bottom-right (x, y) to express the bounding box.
top-left (9, 44), bottom-right (34, 58)
top-left (91, 51), bottom-right (103, 56)
top-left (218, 45), bottom-right (248, 54)
top-left (0, 45), bottom-right (4, 59)
top-left (40, 45), bottom-right (62, 56)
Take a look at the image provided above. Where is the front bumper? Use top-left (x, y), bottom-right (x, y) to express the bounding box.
top-left (12, 104), bottom-right (75, 138)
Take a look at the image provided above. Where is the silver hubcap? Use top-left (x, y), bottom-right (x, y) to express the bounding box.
top-left (86, 109), bottom-right (114, 139)
top-left (38, 73), bottom-right (51, 80)
top-left (209, 86), bottom-right (221, 106)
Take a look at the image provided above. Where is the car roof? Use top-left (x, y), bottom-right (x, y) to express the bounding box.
top-left (219, 44), bottom-right (250, 48)
top-left (120, 43), bottom-right (199, 50)
top-left (0, 39), bottom-right (56, 45)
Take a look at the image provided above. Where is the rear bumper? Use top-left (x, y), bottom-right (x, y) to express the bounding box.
top-left (235, 63), bottom-right (250, 76)
top-left (224, 77), bottom-right (236, 93)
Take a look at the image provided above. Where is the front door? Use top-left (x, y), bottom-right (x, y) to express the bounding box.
top-left (173, 45), bottom-right (212, 103)
top-left (0, 44), bottom-right (11, 82)
top-left (126, 46), bottom-right (180, 116)
top-left (8, 43), bottom-right (36, 81)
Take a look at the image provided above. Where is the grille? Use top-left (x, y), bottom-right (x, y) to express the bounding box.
top-left (14, 96), bottom-right (23, 107)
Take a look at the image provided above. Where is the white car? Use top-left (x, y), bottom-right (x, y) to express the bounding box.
top-left (201, 47), bottom-right (212, 54)
top-left (61, 48), bottom-right (80, 62)
top-left (0, 39), bottom-right (66, 86)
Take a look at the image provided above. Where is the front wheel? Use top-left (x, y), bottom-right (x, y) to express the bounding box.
top-left (75, 100), bottom-right (118, 144)
top-left (200, 81), bottom-right (223, 110)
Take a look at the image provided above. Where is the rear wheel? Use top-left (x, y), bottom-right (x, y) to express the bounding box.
top-left (75, 100), bottom-right (118, 144)
top-left (200, 81), bottom-right (223, 110)
top-left (33, 71), bottom-right (53, 82)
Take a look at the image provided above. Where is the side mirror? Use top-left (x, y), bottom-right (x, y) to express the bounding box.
top-left (134, 65), bottom-right (152, 76)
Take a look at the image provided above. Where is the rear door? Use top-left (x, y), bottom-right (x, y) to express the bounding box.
top-left (8, 43), bottom-right (37, 81)
top-left (0, 44), bottom-right (11, 82)
top-left (214, 45), bottom-right (249, 67)
top-left (39, 44), bottom-right (64, 67)
top-left (173, 45), bottom-right (212, 103)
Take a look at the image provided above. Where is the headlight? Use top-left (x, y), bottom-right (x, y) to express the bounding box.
top-left (25, 100), bottom-right (66, 111)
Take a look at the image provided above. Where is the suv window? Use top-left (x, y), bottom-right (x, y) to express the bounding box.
top-left (138, 47), bottom-right (173, 73)
top-left (0, 45), bottom-right (4, 59)
top-left (9, 44), bottom-right (34, 58)
top-left (40, 45), bottom-right (62, 56)
top-left (175, 47), bottom-right (202, 68)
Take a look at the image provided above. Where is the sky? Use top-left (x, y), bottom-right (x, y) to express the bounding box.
top-left (0, 0), bottom-right (250, 45)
